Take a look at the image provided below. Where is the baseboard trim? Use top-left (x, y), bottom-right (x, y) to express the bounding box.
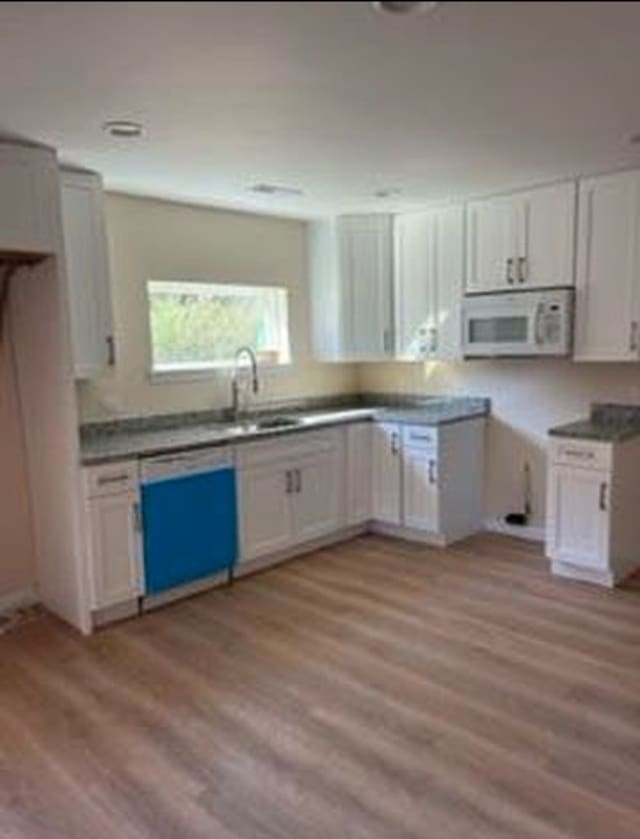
top-left (484, 517), bottom-right (545, 544)
top-left (369, 521), bottom-right (448, 547)
top-left (237, 524), bottom-right (368, 578)
top-left (0, 585), bottom-right (39, 616)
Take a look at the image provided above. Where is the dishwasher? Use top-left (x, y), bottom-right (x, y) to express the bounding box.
top-left (140, 446), bottom-right (238, 597)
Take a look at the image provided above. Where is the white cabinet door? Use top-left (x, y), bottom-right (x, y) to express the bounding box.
top-left (395, 212), bottom-right (437, 359)
top-left (60, 170), bottom-right (115, 378)
top-left (395, 206), bottom-right (463, 360)
top-left (293, 452), bottom-right (343, 543)
top-left (371, 423), bottom-right (401, 525)
top-left (546, 465), bottom-right (610, 570)
top-left (574, 171), bottom-right (640, 361)
top-left (238, 464), bottom-right (293, 561)
top-left (346, 423), bottom-right (372, 525)
top-left (466, 195), bottom-right (520, 293)
top-left (402, 447), bottom-right (439, 532)
top-left (0, 144), bottom-right (58, 254)
top-left (522, 182), bottom-right (576, 289)
top-left (88, 491), bottom-right (141, 609)
top-left (339, 215), bottom-right (393, 360)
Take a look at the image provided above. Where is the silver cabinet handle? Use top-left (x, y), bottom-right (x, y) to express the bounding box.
top-left (97, 473), bottom-right (130, 486)
top-left (285, 470), bottom-right (292, 494)
top-left (295, 468), bottom-right (302, 494)
top-left (599, 482), bottom-right (608, 512)
top-left (630, 321), bottom-right (638, 352)
top-left (506, 257), bottom-right (515, 284)
top-left (133, 501), bottom-right (142, 532)
top-left (390, 432), bottom-right (400, 455)
top-left (106, 335), bottom-right (116, 366)
top-left (534, 302), bottom-right (545, 345)
top-left (517, 256), bottom-right (527, 284)
top-left (428, 459), bottom-right (436, 485)
top-left (563, 448), bottom-right (594, 460)
top-left (429, 327), bottom-right (438, 354)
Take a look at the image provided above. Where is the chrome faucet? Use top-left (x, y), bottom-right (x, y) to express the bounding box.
top-left (231, 346), bottom-right (259, 423)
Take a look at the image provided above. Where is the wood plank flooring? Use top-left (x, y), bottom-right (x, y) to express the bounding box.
top-left (1, 533), bottom-right (640, 839)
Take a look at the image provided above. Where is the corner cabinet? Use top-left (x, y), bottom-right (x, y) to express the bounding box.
top-left (466, 181), bottom-right (576, 293)
top-left (371, 419), bottom-right (485, 545)
top-left (309, 214), bottom-right (394, 361)
top-left (60, 169), bottom-right (115, 378)
top-left (574, 170), bottom-right (640, 362)
top-left (394, 205), bottom-right (464, 360)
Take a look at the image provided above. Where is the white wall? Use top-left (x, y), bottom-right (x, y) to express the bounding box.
top-left (358, 359), bottom-right (640, 531)
top-left (78, 194), bottom-right (357, 421)
top-left (0, 335), bottom-right (35, 600)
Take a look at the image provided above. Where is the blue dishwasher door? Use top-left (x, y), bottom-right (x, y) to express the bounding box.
top-left (141, 467), bottom-right (237, 594)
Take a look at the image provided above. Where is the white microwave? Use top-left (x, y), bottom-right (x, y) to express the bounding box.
top-left (462, 288), bottom-right (574, 357)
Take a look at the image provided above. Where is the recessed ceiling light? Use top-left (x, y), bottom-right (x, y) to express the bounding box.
top-left (375, 187), bottom-right (402, 198)
top-left (372, 1), bottom-right (439, 15)
top-left (103, 120), bottom-right (145, 138)
top-left (249, 183), bottom-right (304, 197)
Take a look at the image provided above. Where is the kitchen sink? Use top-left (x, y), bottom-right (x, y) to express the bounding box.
top-left (251, 415), bottom-right (304, 430)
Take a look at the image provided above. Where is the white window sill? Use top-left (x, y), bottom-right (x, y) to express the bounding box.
top-left (149, 363), bottom-right (293, 384)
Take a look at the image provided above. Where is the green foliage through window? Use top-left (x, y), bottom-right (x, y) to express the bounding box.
top-left (147, 280), bottom-right (291, 372)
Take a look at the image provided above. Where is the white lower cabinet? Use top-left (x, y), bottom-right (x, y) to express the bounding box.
top-left (371, 423), bottom-right (402, 525)
top-left (546, 464), bottom-right (609, 571)
top-left (546, 437), bottom-right (640, 586)
top-left (237, 430), bottom-right (345, 563)
top-left (239, 462), bottom-right (294, 560)
top-left (402, 446), bottom-right (439, 532)
top-left (346, 423), bottom-right (372, 525)
top-left (83, 461), bottom-right (142, 611)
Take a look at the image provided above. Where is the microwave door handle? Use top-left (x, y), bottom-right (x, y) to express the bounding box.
top-left (534, 303), bottom-right (545, 345)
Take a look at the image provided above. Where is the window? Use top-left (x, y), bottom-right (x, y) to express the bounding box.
top-left (147, 280), bottom-right (291, 373)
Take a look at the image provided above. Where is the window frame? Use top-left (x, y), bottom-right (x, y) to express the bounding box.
top-left (144, 279), bottom-right (293, 381)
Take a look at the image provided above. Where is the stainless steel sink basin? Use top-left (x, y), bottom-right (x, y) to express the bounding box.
top-left (251, 415), bottom-right (304, 430)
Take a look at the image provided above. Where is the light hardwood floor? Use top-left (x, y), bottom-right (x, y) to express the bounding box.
top-left (1, 533), bottom-right (640, 839)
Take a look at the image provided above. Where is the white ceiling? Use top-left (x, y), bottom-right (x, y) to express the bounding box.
top-left (2, 1), bottom-right (640, 218)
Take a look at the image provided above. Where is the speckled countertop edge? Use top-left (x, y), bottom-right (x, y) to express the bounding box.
top-left (548, 402), bottom-right (640, 442)
top-left (80, 395), bottom-right (491, 466)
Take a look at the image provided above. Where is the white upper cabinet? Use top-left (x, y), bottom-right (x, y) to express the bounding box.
top-left (60, 169), bottom-right (115, 378)
top-left (309, 214), bottom-right (394, 361)
top-left (574, 170), bottom-right (640, 362)
top-left (394, 205), bottom-right (464, 360)
top-left (466, 181), bottom-right (576, 293)
top-left (0, 144), bottom-right (58, 254)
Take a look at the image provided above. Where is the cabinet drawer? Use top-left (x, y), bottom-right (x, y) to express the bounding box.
top-left (402, 425), bottom-right (438, 451)
top-left (549, 439), bottom-right (612, 471)
top-left (84, 461), bottom-right (139, 498)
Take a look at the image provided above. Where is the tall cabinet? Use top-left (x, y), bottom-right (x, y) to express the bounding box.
top-left (394, 205), bottom-right (464, 360)
top-left (60, 169), bottom-right (115, 378)
top-left (574, 170), bottom-right (640, 362)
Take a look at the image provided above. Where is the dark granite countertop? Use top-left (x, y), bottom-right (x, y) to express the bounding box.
top-left (549, 403), bottom-right (640, 443)
top-left (80, 395), bottom-right (490, 466)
